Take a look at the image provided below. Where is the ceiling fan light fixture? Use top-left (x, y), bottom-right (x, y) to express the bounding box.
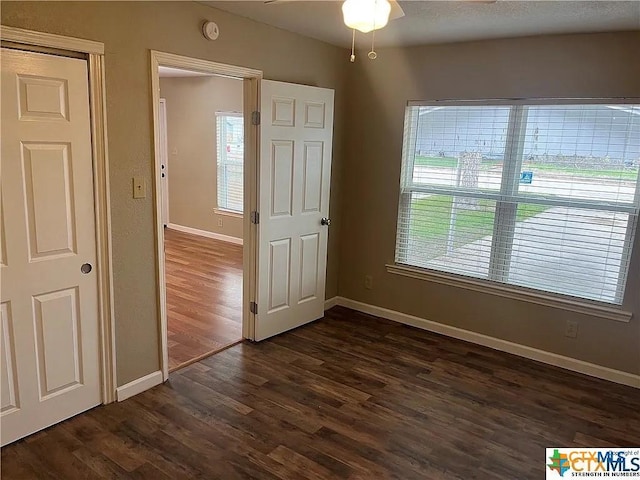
top-left (342, 0), bottom-right (391, 33)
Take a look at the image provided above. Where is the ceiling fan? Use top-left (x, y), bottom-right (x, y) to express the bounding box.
top-left (264, 0), bottom-right (405, 61)
top-left (264, 0), bottom-right (496, 62)
top-left (264, 0), bottom-right (406, 26)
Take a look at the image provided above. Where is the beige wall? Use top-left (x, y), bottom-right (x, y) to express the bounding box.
top-left (340, 32), bottom-right (640, 375)
top-left (3, 1), bottom-right (638, 385)
top-left (160, 76), bottom-right (244, 239)
top-left (1, 1), bottom-right (347, 386)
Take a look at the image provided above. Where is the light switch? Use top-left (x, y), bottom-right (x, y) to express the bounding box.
top-left (133, 176), bottom-right (146, 199)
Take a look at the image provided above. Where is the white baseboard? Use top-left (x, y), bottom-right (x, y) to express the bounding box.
top-left (116, 370), bottom-right (163, 402)
top-left (167, 223), bottom-right (243, 245)
top-left (324, 296), bottom-right (338, 310)
top-left (335, 297), bottom-right (640, 389)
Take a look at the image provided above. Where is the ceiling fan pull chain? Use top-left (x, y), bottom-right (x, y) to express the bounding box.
top-left (368, 19), bottom-right (377, 59)
top-left (350, 28), bottom-right (356, 62)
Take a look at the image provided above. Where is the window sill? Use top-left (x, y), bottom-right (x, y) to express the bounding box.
top-left (214, 208), bottom-right (243, 219)
top-left (386, 263), bottom-right (633, 323)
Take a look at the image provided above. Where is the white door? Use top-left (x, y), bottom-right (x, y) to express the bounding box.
top-left (255, 80), bottom-right (334, 341)
top-left (1, 49), bottom-right (101, 446)
top-left (159, 98), bottom-right (169, 226)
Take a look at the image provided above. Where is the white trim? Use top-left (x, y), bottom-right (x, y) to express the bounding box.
top-left (334, 297), bottom-right (640, 389)
top-left (1, 27), bottom-right (117, 404)
top-left (1, 25), bottom-right (104, 54)
top-left (387, 264), bottom-right (633, 323)
top-left (151, 50), bottom-right (262, 78)
top-left (242, 73), bottom-right (260, 342)
top-left (150, 50), bottom-right (262, 380)
top-left (167, 223), bottom-right (243, 245)
top-left (115, 371), bottom-right (163, 402)
top-left (408, 97), bottom-right (640, 107)
top-left (151, 53), bottom-right (170, 382)
top-left (324, 296), bottom-right (338, 310)
top-left (88, 53), bottom-right (117, 404)
top-left (158, 98), bottom-right (169, 226)
top-left (215, 111), bottom-right (243, 118)
top-left (214, 208), bottom-right (243, 219)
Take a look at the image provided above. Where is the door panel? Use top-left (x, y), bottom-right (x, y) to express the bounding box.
top-left (299, 233), bottom-right (319, 302)
top-left (270, 141), bottom-right (294, 217)
top-left (0, 302), bottom-right (18, 414)
top-left (255, 80), bottom-right (334, 340)
top-left (1, 48), bottom-right (101, 446)
top-left (303, 102), bottom-right (325, 128)
top-left (0, 197), bottom-right (7, 267)
top-left (302, 142), bottom-right (323, 213)
top-left (268, 239), bottom-right (291, 312)
top-left (17, 74), bottom-right (69, 121)
top-left (271, 96), bottom-right (295, 126)
top-left (33, 287), bottom-right (82, 397)
top-left (22, 142), bottom-right (76, 259)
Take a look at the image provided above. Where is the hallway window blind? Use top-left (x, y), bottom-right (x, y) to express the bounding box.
top-left (216, 112), bottom-right (244, 213)
top-left (395, 102), bottom-right (640, 304)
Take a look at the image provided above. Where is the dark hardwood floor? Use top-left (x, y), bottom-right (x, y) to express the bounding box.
top-left (165, 228), bottom-right (243, 371)
top-left (3, 306), bottom-right (639, 479)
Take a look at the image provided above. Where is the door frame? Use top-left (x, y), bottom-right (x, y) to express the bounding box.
top-left (150, 51), bottom-right (262, 380)
top-left (0, 26), bottom-right (117, 404)
top-left (158, 98), bottom-right (169, 226)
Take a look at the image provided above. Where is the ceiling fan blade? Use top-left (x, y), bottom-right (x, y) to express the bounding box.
top-left (389, 0), bottom-right (405, 21)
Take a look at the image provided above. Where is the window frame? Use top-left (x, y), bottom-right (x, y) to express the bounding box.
top-left (215, 111), bottom-right (244, 214)
top-left (395, 98), bottom-right (640, 313)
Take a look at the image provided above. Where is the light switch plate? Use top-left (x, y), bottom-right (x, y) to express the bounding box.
top-left (133, 176), bottom-right (146, 199)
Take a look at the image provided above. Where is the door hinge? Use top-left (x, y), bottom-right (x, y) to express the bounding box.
top-left (250, 211), bottom-right (260, 224)
top-left (250, 301), bottom-right (258, 315)
top-left (251, 111), bottom-right (261, 126)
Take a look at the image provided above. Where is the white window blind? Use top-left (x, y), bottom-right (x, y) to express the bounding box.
top-left (216, 112), bottom-right (244, 213)
top-left (396, 102), bottom-right (640, 305)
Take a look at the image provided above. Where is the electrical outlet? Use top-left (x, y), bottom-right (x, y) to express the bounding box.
top-left (565, 320), bottom-right (579, 339)
top-left (364, 275), bottom-right (373, 290)
top-left (217, 218), bottom-right (223, 227)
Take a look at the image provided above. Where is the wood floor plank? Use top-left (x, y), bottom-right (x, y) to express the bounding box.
top-left (3, 306), bottom-right (639, 479)
top-left (165, 228), bottom-right (243, 371)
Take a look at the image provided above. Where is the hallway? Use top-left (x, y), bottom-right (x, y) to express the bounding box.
top-left (165, 228), bottom-right (243, 371)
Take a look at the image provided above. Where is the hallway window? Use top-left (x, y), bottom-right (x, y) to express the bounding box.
top-left (216, 112), bottom-right (244, 213)
top-left (395, 102), bottom-right (640, 304)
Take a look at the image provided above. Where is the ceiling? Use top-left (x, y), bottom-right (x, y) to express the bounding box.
top-left (203, 1), bottom-right (640, 48)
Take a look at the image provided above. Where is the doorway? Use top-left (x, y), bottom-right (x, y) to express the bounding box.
top-left (158, 67), bottom-right (246, 370)
top-left (150, 52), bottom-right (261, 378)
top-left (151, 52), bottom-right (336, 380)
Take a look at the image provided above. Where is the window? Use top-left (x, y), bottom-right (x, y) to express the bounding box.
top-left (216, 112), bottom-right (244, 213)
top-left (396, 102), bottom-right (640, 305)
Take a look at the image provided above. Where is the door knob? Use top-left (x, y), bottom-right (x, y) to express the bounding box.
top-left (321, 217), bottom-right (331, 227)
top-left (81, 263), bottom-right (92, 274)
